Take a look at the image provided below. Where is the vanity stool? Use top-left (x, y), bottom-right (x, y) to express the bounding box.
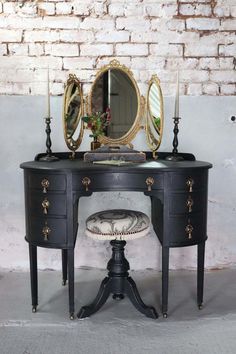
top-left (77, 209), bottom-right (158, 319)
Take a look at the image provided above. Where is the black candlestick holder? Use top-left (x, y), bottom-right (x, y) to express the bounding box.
top-left (165, 116), bottom-right (184, 161)
top-left (39, 116), bottom-right (59, 162)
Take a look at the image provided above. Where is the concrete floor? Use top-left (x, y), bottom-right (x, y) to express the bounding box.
top-left (0, 268), bottom-right (236, 354)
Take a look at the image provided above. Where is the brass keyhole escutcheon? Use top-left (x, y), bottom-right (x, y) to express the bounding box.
top-left (146, 177), bottom-right (154, 191)
top-left (186, 177), bottom-right (194, 192)
top-left (41, 178), bottom-right (50, 193)
top-left (42, 222), bottom-right (51, 241)
top-left (42, 198), bottom-right (50, 215)
top-left (186, 196), bottom-right (194, 213)
top-left (185, 222), bottom-right (193, 239)
top-left (82, 177), bottom-right (91, 191)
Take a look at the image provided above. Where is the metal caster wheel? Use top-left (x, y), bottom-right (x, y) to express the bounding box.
top-left (62, 280), bottom-right (67, 286)
top-left (32, 306), bottom-right (37, 313)
top-left (163, 312), bottom-right (168, 318)
top-left (70, 313), bottom-right (75, 320)
top-left (198, 303), bottom-right (203, 310)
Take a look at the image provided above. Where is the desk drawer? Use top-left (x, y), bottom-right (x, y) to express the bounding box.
top-left (168, 171), bottom-right (208, 192)
top-left (73, 172), bottom-right (163, 192)
top-left (28, 217), bottom-right (67, 246)
top-left (169, 191), bottom-right (207, 215)
top-left (29, 193), bottom-right (67, 217)
top-left (28, 173), bottom-right (66, 192)
top-left (168, 213), bottom-right (206, 246)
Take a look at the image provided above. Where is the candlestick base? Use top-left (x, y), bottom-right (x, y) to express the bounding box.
top-left (165, 154), bottom-right (184, 161)
top-left (39, 154), bottom-right (59, 162)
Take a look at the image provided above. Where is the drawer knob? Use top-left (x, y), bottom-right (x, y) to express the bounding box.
top-left (186, 177), bottom-right (194, 192)
top-left (146, 177), bottom-right (154, 191)
top-left (82, 177), bottom-right (91, 192)
top-left (185, 222), bottom-right (193, 239)
top-left (41, 178), bottom-right (50, 193)
top-left (186, 196), bottom-right (194, 213)
top-left (42, 198), bottom-right (50, 215)
top-left (42, 222), bottom-right (51, 241)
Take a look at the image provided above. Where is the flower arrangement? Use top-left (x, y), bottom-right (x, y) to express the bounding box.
top-left (82, 108), bottom-right (111, 139)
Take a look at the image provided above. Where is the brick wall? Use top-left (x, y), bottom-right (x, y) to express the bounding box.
top-left (0, 0), bottom-right (235, 96)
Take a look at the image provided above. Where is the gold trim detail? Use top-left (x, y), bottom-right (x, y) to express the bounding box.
top-left (146, 177), bottom-right (155, 191)
top-left (145, 74), bottom-right (164, 156)
top-left (42, 198), bottom-right (50, 215)
top-left (185, 222), bottom-right (193, 239)
top-left (186, 196), bottom-right (194, 213)
top-left (82, 177), bottom-right (91, 192)
top-left (186, 177), bottom-right (194, 192)
top-left (87, 60), bottom-right (142, 146)
top-left (41, 178), bottom-right (49, 193)
top-left (42, 222), bottom-right (51, 241)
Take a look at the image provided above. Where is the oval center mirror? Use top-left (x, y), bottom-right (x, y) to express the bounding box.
top-left (88, 60), bottom-right (141, 144)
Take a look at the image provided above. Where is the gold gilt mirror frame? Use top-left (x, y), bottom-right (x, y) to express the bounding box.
top-left (63, 74), bottom-right (84, 156)
top-left (87, 59), bottom-right (143, 146)
top-left (146, 74), bottom-right (164, 156)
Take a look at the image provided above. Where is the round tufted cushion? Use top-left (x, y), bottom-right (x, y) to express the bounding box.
top-left (85, 209), bottom-right (150, 241)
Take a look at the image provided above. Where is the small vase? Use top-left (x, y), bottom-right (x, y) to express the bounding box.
top-left (91, 137), bottom-right (101, 150)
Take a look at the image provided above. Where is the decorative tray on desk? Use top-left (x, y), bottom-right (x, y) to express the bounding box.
top-left (83, 145), bottom-right (146, 162)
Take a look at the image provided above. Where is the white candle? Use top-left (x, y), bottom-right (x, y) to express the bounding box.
top-left (174, 70), bottom-right (179, 117)
top-left (47, 67), bottom-right (51, 117)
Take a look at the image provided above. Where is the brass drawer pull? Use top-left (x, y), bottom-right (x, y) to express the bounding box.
top-left (186, 196), bottom-right (194, 213)
top-left (186, 177), bottom-right (194, 192)
top-left (41, 178), bottom-right (50, 193)
top-left (42, 222), bottom-right (51, 241)
top-left (82, 177), bottom-right (91, 191)
top-left (146, 177), bottom-right (154, 191)
top-left (42, 198), bottom-right (50, 215)
top-left (185, 222), bottom-right (193, 239)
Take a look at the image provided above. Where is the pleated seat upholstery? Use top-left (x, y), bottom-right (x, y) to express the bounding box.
top-left (85, 209), bottom-right (150, 241)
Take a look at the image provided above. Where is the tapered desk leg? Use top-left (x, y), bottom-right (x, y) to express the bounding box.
top-left (162, 246), bottom-right (169, 318)
top-left (29, 244), bottom-right (38, 313)
top-left (197, 242), bottom-right (205, 309)
top-left (68, 249), bottom-right (74, 320)
top-left (62, 249), bottom-right (68, 286)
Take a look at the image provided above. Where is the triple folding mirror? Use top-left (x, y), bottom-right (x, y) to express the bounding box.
top-left (63, 59), bottom-right (163, 155)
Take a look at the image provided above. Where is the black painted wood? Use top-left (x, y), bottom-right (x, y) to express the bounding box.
top-left (20, 155), bottom-right (212, 318)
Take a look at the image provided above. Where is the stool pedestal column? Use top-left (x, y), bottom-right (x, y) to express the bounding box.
top-left (77, 240), bottom-right (158, 319)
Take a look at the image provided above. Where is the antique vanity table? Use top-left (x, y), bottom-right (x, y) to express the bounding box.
top-left (21, 60), bottom-right (212, 319)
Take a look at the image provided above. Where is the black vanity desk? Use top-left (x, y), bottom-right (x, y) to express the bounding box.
top-left (20, 152), bottom-right (212, 319)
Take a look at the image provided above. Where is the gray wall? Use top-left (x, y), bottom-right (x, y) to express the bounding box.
top-left (0, 95), bottom-right (235, 270)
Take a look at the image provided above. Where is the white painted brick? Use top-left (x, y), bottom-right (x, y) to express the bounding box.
top-left (0, 29), bottom-right (22, 42)
top-left (63, 57), bottom-right (95, 70)
top-left (0, 3), bottom-right (2, 14)
top-left (0, 56), bottom-right (62, 70)
top-left (219, 44), bottom-right (236, 56)
top-left (156, 31), bottom-right (200, 44)
top-left (220, 84), bottom-right (236, 95)
top-left (29, 43), bottom-right (44, 56)
top-left (116, 17), bottom-right (150, 31)
top-left (231, 6), bottom-right (236, 17)
top-left (80, 44), bottom-right (113, 56)
top-left (161, 4), bottom-right (178, 17)
top-left (0, 16), bottom-right (43, 29)
top-left (8, 44), bottom-right (28, 56)
top-left (0, 83), bottom-right (15, 95)
top-left (214, 6), bottom-right (230, 17)
top-left (179, 0), bottom-right (210, 2)
top-left (109, 3), bottom-right (125, 17)
top-left (150, 44), bottom-right (183, 57)
top-left (0, 44), bottom-right (7, 55)
top-left (210, 70), bottom-right (236, 83)
top-left (96, 56), bottom-right (131, 68)
top-left (72, 69), bottom-right (96, 82)
top-left (220, 19), bottom-right (236, 31)
top-left (38, 2), bottom-right (55, 16)
top-left (73, 3), bottom-right (90, 16)
top-left (132, 57), bottom-right (165, 70)
top-left (3, 2), bottom-right (17, 14)
top-left (151, 18), bottom-right (169, 31)
top-left (95, 30), bottom-right (129, 43)
top-left (187, 83), bottom-right (202, 96)
top-left (145, 4), bottom-right (162, 17)
top-left (219, 58), bottom-right (234, 70)
top-left (56, 2), bottom-right (72, 15)
top-left (59, 30), bottom-right (94, 43)
top-left (18, 3), bottom-right (37, 16)
top-left (179, 4), bottom-right (212, 17)
top-left (185, 41), bottom-right (218, 57)
top-left (24, 30), bottom-right (60, 42)
top-left (203, 83), bottom-right (219, 95)
top-left (43, 16), bottom-right (81, 29)
top-left (166, 58), bottom-right (199, 70)
top-left (80, 18), bottom-right (114, 30)
top-left (146, 3), bottom-right (177, 18)
top-left (199, 58), bottom-right (219, 70)
top-left (167, 19), bottom-right (185, 31)
top-left (50, 82), bottom-right (64, 95)
top-left (124, 4), bottom-right (144, 16)
top-left (116, 43), bottom-right (148, 56)
top-left (181, 70), bottom-right (209, 83)
top-left (45, 44), bottom-right (79, 57)
top-left (93, 2), bottom-right (107, 16)
top-left (131, 31), bottom-right (159, 43)
top-left (186, 18), bottom-right (220, 30)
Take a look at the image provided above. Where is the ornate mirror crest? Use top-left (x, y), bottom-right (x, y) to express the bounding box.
top-left (146, 75), bottom-right (164, 157)
top-left (87, 59), bottom-right (143, 146)
top-left (63, 74), bottom-right (84, 157)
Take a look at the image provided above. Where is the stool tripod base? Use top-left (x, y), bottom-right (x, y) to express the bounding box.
top-left (77, 240), bottom-right (158, 320)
